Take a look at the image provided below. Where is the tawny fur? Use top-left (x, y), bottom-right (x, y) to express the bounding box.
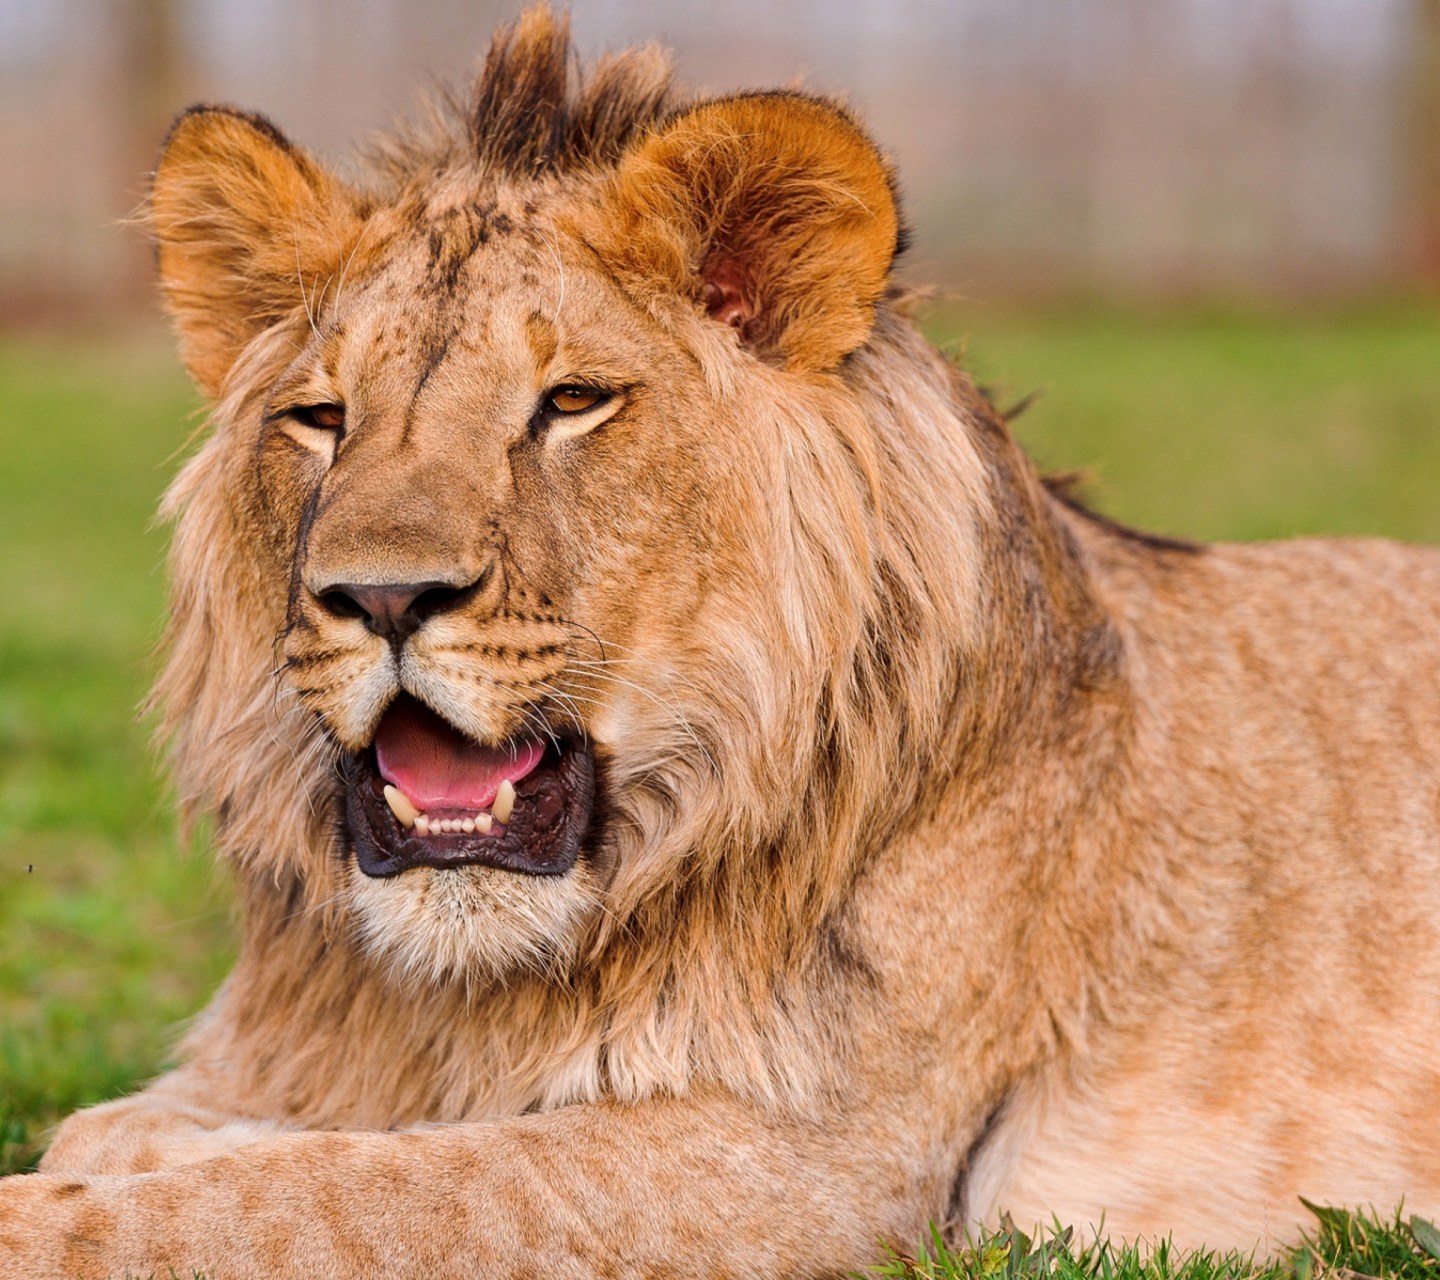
top-left (3, 9), bottom-right (1440, 1277)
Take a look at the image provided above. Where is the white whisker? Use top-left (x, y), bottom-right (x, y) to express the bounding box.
top-left (333, 215), bottom-right (375, 309)
top-left (294, 224), bottom-right (321, 341)
top-left (554, 667), bottom-right (717, 776)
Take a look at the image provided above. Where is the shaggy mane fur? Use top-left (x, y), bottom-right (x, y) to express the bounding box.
top-left (362, 8), bottom-right (682, 190)
top-left (138, 8), bottom-right (1011, 1124)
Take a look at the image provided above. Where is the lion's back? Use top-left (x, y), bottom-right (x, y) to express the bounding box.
top-left (1098, 531), bottom-right (1440, 780)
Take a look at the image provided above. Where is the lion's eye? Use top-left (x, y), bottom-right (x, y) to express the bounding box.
top-left (290, 404), bottom-right (346, 432)
top-left (547, 387), bottom-right (607, 414)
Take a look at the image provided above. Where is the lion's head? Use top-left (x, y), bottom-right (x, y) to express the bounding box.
top-left (148, 8), bottom-right (996, 996)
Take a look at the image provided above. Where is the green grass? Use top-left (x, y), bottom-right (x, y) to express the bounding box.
top-left (871, 1204), bottom-right (1440, 1280)
top-left (1, 309), bottom-right (1439, 1258)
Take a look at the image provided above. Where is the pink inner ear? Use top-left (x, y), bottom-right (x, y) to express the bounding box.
top-left (702, 258), bottom-right (755, 332)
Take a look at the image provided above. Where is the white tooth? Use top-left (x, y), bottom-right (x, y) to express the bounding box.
top-left (442, 819), bottom-right (456, 834)
top-left (494, 780), bottom-right (516, 824)
top-left (461, 817), bottom-right (476, 833)
top-left (414, 815), bottom-right (431, 836)
top-left (476, 812), bottom-right (493, 834)
top-left (383, 785), bottom-right (418, 829)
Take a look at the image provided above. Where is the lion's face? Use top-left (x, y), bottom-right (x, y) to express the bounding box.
top-left (268, 197), bottom-right (751, 977)
top-left (148, 25), bottom-right (904, 982)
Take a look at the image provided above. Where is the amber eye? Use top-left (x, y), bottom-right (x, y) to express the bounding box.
top-left (547, 387), bottom-right (606, 414)
top-left (291, 404), bottom-right (345, 431)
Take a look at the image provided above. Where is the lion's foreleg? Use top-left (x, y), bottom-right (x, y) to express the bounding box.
top-left (38, 1076), bottom-right (285, 1176)
top-left (1, 1093), bottom-right (927, 1279)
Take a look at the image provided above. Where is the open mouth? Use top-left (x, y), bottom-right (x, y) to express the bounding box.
top-left (343, 694), bottom-right (596, 878)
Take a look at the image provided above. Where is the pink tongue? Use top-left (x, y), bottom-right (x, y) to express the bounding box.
top-left (374, 698), bottom-right (545, 810)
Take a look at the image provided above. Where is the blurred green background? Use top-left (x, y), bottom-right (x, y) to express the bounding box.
top-left (0, 337), bottom-right (231, 1174)
top-left (3, 305), bottom-right (1439, 1175)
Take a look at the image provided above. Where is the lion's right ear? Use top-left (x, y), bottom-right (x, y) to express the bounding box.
top-left (150, 107), bottom-right (361, 397)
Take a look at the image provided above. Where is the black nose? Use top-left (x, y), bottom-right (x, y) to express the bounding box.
top-left (317, 579), bottom-right (478, 643)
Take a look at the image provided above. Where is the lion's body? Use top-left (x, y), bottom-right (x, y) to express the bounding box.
top-left (977, 532), bottom-right (1440, 1243)
top-left (3, 11), bottom-right (1440, 1277)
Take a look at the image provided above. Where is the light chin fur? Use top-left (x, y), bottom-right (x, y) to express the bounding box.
top-left (343, 858), bottom-right (603, 987)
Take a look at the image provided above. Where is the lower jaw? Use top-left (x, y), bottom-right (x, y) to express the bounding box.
top-left (341, 743), bottom-right (597, 879)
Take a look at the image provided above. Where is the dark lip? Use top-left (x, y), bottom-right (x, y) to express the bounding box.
top-left (342, 734), bottom-right (596, 879)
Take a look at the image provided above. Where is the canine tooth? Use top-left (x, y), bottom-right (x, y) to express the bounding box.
top-left (383, 785), bottom-right (418, 829)
top-left (461, 817), bottom-right (476, 833)
top-left (414, 815), bottom-right (431, 836)
top-left (494, 780), bottom-right (516, 824)
top-left (476, 812), bottom-right (493, 834)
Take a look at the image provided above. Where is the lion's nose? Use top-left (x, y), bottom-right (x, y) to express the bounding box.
top-left (316, 578), bottom-right (480, 643)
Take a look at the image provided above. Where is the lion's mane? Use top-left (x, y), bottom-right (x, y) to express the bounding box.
top-left (146, 10), bottom-right (1108, 1128)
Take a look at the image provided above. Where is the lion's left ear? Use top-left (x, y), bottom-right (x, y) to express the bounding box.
top-left (596, 93), bottom-right (902, 372)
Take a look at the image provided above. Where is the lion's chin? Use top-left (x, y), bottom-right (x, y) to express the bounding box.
top-left (342, 858), bottom-right (605, 986)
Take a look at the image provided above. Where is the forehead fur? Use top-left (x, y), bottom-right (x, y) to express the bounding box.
top-left (363, 6), bottom-right (682, 194)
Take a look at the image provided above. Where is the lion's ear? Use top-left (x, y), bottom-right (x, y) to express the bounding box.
top-left (150, 107), bottom-right (361, 397)
top-left (599, 93), bottom-right (901, 372)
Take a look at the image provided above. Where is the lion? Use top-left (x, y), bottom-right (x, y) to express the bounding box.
top-left (3, 8), bottom-right (1440, 1277)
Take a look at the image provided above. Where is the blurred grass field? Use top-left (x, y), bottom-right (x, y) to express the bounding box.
top-left (0, 337), bottom-right (232, 1175)
top-left (1, 305), bottom-right (1439, 1187)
